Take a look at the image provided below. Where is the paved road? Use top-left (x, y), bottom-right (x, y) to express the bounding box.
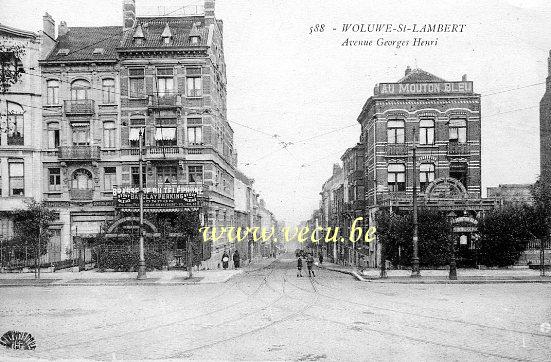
top-left (1, 255), bottom-right (550, 361)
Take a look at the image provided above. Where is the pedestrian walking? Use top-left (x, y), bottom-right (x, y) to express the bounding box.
top-left (297, 256), bottom-right (303, 277)
top-left (318, 253), bottom-right (323, 265)
top-left (233, 250), bottom-right (240, 269)
top-left (221, 251), bottom-right (229, 270)
top-left (306, 254), bottom-right (315, 277)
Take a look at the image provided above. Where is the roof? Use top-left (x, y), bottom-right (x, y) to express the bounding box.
top-left (45, 26), bottom-right (122, 62)
top-left (397, 68), bottom-right (447, 83)
top-left (120, 16), bottom-right (209, 49)
top-left (0, 23), bottom-right (37, 40)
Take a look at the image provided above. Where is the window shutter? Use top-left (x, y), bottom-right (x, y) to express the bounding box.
top-left (121, 165), bottom-right (130, 185)
top-left (121, 125), bottom-right (129, 147)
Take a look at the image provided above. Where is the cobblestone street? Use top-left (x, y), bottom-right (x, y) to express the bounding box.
top-left (1, 256), bottom-right (550, 361)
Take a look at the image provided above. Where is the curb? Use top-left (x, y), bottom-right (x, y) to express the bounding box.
top-left (318, 264), bottom-right (365, 281)
top-left (364, 278), bottom-right (551, 284)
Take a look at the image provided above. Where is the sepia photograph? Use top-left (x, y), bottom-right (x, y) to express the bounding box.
top-left (0, 0), bottom-right (550, 360)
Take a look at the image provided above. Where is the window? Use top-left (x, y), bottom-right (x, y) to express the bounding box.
top-left (387, 120), bottom-right (404, 144)
top-left (450, 162), bottom-right (468, 187)
top-left (156, 165), bottom-right (178, 185)
top-left (187, 126), bottom-right (203, 144)
top-left (154, 127), bottom-right (176, 147)
top-left (131, 166), bottom-right (146, 187)
top-left (103, 121), bottom-right (116, 148)
top-left (47, 122), bottom-right (60, 149)
top-left (419, 163), bottom-right (435, 192)
top-left (9, 162), bottom-right (24, 196)
top-left (449, 119), bottom-right (467, 143)
top-left (72, 169), bottom-right (93, 190)
top-left (71, 123), bottom-right (90, 145)
top-left (7, 102), bottom-right (24, 146)
top-left (70, 79), bottom-right (90, 100)
top-left (102, 79), bottom-right (115, 103)
top-left (129, 68), bottom-right (145, 98)
top-left (186, 68), bottom-right (202, 97)
top-left (190, 36), bottom-right (199, 44)
top-left (49, 168), bottom-right (61, 191)
top-left (156, 68), bottom-right (174, 97)
top-left (47, 80), bottom-right (59, 105)
top-left (188, 166), bottom-right (203, 184)
top-left (103, 167), bottom-right (116, 190)
top-left (129, 127), bottom-right (145, 148)
top-left (419, 119), bottom-right (435, 145)
top-left (387, 164), bottom-right (405, 192)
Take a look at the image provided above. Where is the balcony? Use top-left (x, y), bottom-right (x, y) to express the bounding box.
top-left (58, 146), bottom-right (101, 161)
top-left (145, 146), bottom-right (184, 159)
top-left (385, 144), bottom-right (408, 157)
top-left (447, 142), bottom-right (469, 156)
top-left (70, 189), bottom-right (93, 200)
top-left (64, 100), bottom-right (95, 115)
top-left (148, 94), bottom-right (181, 108)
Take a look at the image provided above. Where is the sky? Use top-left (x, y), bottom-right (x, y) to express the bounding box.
top-left (1, 0), bottom-right (551, 225)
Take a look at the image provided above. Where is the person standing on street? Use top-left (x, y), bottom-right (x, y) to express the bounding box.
top-left (306, 254), bottom-right (315, 277)
top-left (221, 251), bottom-right (229, 270)
top-left (297, 256), bottom-right (303, 277)
top-left (318, 253), bottom-right (323, 265)
top-left (233, 250), bottom-right (240, 269)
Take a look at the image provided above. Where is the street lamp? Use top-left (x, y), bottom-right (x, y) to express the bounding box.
top-left (447, 211), bottom-right (457, 280)
top-left (411, 129), bottom-right (420, 278)
top-left (137, 129), bottom-right (146, 280)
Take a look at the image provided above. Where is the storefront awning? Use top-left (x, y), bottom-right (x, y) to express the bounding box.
top-left (129, 128), bottom-right (143, 141)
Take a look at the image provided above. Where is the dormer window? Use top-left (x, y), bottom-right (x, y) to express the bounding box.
top-left (56, 48), bottom-right (69, 56)
top-left (133, 24), bottom-right (145, 45)
top-left (161, 23), bottom-right (172, 45)
top-left (92, 48), bottom-right (104, 55)
top-left (190, 36), bottom-right (199, 44)
top-left (189, 22), bottom-right (201, 45)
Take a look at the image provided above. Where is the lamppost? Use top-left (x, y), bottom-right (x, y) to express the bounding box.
top-left (411, 130), bottom-right (420, 278)
top-left (447, 211), bottom-right (457, 280)
top-left (137, 129), bottom-right (146, 280)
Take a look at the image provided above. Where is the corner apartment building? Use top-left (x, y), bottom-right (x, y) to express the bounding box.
top-left (0, 21), bottom-right (54, 248)
top-left (38, 0), bottom-right (236, 267)
top-left (358, 67), bottom-right (496, 267)
top-left (541, 51), bottom-right (551, 186)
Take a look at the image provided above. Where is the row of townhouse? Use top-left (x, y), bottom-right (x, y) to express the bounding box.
top-left (307, 67), bottom-right (498, 268)
top-left (0, 0), bottom-right (279, 270)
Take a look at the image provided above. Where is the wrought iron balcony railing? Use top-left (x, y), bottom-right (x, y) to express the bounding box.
top-left (64, 99), bottom-right (95, 115)
top-left (148, 94), bottom-right (181, 108)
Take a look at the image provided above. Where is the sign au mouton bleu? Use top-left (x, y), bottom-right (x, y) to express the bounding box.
top-left (377, 81), bottom-right (473, 95)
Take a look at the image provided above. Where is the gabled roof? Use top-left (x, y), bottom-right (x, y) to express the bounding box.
top-left (397, 68), bottom-right (447, 83)
top-left (45, 26), bottom-right (122, 62)
top-left (120, 16), bottom-right (208, 49)
top-left (0, 23), bottom-right (37, 40)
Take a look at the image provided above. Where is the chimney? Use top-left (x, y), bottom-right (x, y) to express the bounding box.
top-left (405, 66), bottom-right (411, 76)
top-left (123, 0), bottom-right (136, 33)
top-left (462, 74), bottom-right (467, 81)
top-left (58, 21), bottom-right (68, 37)
top-left (42, 12), bottom-right (55, 39)
top-left (205, 0), bottom-right (215, 23)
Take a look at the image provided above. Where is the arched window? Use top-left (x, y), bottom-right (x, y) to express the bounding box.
top-left (71, 79), bottom-right (90, 100)
top-left (72, 169), bottom-right (93, 190)
top-left (7, 102), bottom-right (24, 145)
top-left (419, 163), bottom-right (435, 192)
top-left (102, 78), bottom-right (115, 103)
top-left (419, 119), bottom-right (435, 145)
top-left (387, 120), bottom-right (404, 144)
top-left (387, 164), bottom-right (405, 192)
top-left (449, 119), bottom-right (467, 143)
top-left (47, 80), bottom-right (60, 105)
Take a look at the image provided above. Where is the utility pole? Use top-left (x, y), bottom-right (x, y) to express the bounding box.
top-left (137, 129), bottom-right (146, 280)
top-left (447, 211), bottom-right (457, 280)
top-left (411, 129), bottom-right (420, 278)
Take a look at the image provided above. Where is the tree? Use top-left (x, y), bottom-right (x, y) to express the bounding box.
top-left (0, 44), bottom-right (26, 93)
top-left (376, 208), bottom-right (450, 268)
top-left (10, 201), bottom-right (57, 278)
top-left (477, 205), bottom-right (532, 267)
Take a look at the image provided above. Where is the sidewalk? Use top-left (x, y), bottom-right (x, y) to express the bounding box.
top-left (0, 257), bottom-right (278, 287)
top-left (318, 262), bottom-right (551, 284)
